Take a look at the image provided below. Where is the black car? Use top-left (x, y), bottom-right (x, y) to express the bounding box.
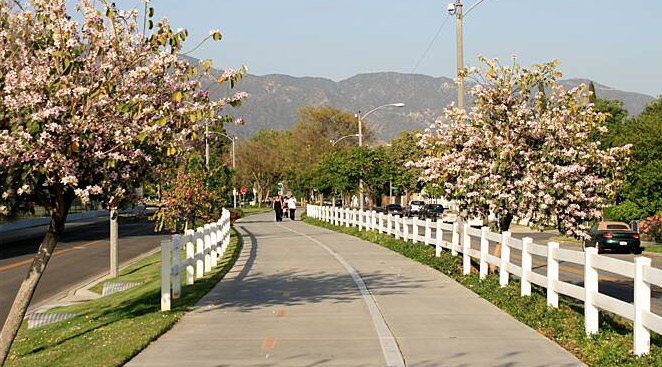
top-left (385, 204), bottom-right (403, 216)
top-left (584, 221), bottom-right (642, 254)
top-left (418, 204), bottom-right (445, 221)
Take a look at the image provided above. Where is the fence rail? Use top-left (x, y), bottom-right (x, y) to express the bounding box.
top-left (160, 209), bottom-right (231, 311)
top-left (307, 204), bottom-right (661, 356)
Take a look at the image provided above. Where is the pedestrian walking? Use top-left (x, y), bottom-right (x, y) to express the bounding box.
top-left (273, 194), bottom-right (283, 222)
top-left (288, 195), bottom-right (297, 220)
top-left (282, 196), bottom-right (289, 220)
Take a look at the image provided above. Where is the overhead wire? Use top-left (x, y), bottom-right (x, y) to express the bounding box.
top-left (410, 14), bottom-right (452, 74)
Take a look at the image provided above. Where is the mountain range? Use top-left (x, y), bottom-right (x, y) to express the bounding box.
top-left (219, 71), bottom-right (655, 141)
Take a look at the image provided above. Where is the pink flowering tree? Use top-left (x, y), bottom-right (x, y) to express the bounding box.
top-left (154, 165), bottom-right (227, 232)
top-left (413, 57), bottom-right (630, 238)
top-left (0, 0), bottom-right (246, 361)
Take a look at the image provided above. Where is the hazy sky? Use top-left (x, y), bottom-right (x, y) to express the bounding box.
top-left (84, 0), bottom-right (661, 96)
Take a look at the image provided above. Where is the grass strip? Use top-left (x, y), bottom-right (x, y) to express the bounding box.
top-left (302, 214), bottom-right (662, 367)
top-left (643, 244), bottom-right (662, 254)
top-left (6, 227), bottom-right (242, 367)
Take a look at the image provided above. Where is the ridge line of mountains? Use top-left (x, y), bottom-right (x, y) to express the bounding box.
top-left (216, 70), bottom-right (655, 141)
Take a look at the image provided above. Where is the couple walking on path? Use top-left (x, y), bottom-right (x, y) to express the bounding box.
top-left (273, 194), bottom-right (296, 222)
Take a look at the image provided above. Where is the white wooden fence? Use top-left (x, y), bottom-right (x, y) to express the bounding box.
top-left (160, 209), bottom-right (232, 311)
top-left (307, 205), bottom-right (662, 356)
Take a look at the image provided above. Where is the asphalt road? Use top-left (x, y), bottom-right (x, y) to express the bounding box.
top-left (0, 217), bottom-right (169, 325)
top-left (394, 219), bottom-right (662, 315)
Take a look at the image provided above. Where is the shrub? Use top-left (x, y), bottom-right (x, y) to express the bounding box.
top-left (603, 201), bottom-right (650, 222)
top-left (640, 214), bottom-right (662, 243)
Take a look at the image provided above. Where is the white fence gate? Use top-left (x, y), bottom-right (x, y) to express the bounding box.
top-left (306, 205), bottom-right (662, 356)
top-left (160, 208), bottom-right (232, 311)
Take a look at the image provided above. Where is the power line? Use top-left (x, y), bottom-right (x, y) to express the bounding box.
top-left (411, 14), bottom-right (452, 74)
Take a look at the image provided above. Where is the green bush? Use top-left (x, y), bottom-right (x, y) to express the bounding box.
top-left (603, 201), bottom-right (650, 222)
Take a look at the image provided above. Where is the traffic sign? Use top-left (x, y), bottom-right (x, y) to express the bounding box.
top-left (241, 186), bottom-right (247, 195)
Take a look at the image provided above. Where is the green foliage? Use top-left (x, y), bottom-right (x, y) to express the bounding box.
top-left (303, 215), bottom-right (662, 366)
top-left (385, 130), bottom-right (424, 197)
top-left (603, 201), bottom-right (651, 222)
top-left (600, 96), bottom-right (662, 219)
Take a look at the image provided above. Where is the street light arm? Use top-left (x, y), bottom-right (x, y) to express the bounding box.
top-left (463, 0), bottom-right (490, 18)
top-left (209, 131), bottom-right (236, 143)
top-left (330, 134), bottom-right (359, 146)
top-left (360, 103), bottom-right (406, 120)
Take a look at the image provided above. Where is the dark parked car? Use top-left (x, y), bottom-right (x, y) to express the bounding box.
top-left (418, 204), bottom-right (445, 221)
top-left (584, 221), bottom-right (641, 254)
top-left (385, 204), bottom-right (403, 216)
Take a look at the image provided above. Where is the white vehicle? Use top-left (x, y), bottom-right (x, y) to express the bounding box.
top-left (405, 200), bottom-right (425, 217)
top-left (441, 210), bottom-right (458, 223)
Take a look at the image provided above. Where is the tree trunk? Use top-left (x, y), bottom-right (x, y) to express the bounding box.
top-left (0, 208), bottom-right (68, 364)
top-left (498, 213), bottom-right (514, 233)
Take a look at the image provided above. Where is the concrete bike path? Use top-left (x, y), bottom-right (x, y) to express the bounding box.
top-left (126, 212), bottom-right (584, 367)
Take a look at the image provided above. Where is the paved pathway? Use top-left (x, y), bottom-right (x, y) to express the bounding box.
top-left (127, 212), bottom-right (584, 367)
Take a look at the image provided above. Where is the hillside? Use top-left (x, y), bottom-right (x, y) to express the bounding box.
top-left (217, 71), bottom-right (654, 141)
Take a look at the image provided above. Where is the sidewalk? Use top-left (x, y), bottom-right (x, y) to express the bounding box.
top-left (127, 212), bottom-right (584, 367)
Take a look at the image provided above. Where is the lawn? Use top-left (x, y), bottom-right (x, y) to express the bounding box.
top-left (302, 214), bottom-right (662, 367)
top-left (238, 205), bottom-right (272, 216)
top-left (5, 228), bottom-right (242, 367)
top-left (644, 244), bottom-right (662, 254)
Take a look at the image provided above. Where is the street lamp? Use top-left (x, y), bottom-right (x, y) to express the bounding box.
top-left (355, 103), bottom-right (405, 210)
top-left (209, 132), bottom-right (238, 208)
top-left (330, 134), bottom-right (360, 147)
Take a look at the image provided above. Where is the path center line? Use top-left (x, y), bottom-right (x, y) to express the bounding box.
top-left (278, 223), bottom-right (406, 367)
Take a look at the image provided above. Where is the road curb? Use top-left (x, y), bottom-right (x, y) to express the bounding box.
top-left (27, 247), bottom-right (161, 315)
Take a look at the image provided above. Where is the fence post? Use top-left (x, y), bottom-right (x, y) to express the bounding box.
top-left (203, 224), bottom-right (212, 272)
top-left (210, 223), bottom-right (218, 268)
top-left (462, 222), bottom-right (471, 275)
top-left (634, 256), bottom-right (652, 356)
top-left (403, 217), bottom-right (409, 241)
top-left (451, 221), bottom-right (459, 256)
top-left (379, 212), bottom-right (384, 233)
top-left (216, 219), bottom-right (223, 255)
top-left (345, 208), bottom-right (350, 228)
top-left (387, 214), bottom-right (393, 235)
top-left (521, 237), bottom-right (533, 296)
top-left (479, 227), bottom-right (488, 280)
top-left (425, 219), bottom-right (432, 245)
top-left (185, 230), bottom-right (195, 285)
top-left (172, 234), bottom-right (181, 299)
top-left (499, 231), bottom-right (511, 287)
top-left (161, 239), bottom-right (171, 312)
top-left (372, 210), bottom-right (377, 231)
top-left (412, 217), bottom-right (419, 243)
top-left (223, 212), bottom-right (231, 252)
top-left (395, 215), bottom-right (401, 239)
top-left (195, 227), bottom-right (204, 278)
top-left (435, 220), bottom-right (443, 257)
top-left (546, 242), bottom-right (560, 308)
top-left (584, 247), bottom-right (599, 335)
top-left (358, 210), bottom-right (363, 231)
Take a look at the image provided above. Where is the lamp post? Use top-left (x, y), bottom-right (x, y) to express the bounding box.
top-left (355, 103), bottom-right (405, 210)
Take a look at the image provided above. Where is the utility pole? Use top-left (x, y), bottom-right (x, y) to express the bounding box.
top-left (110, 207), bottom-right (118, 278)
top-left (231, 137), bottom-right (237, 209)
top-left (453, 0), bottom-right (465, 110)
top-left (204, 122), bottom-right (210, 172)
top-left (357, 112), bottom-right (364, 211)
